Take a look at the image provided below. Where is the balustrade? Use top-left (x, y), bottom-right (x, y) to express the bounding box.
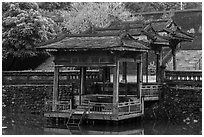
top-left (164, 70), bottom-right (202, 86)
top-left (88, 100), bottom-right (143, 115)
top-left (118, 100), bottom-right (142, 115)
top-left (44, 100), bottom-right (72, 112)
top-left (141, 84), bottom-right (161, 97)
top-left (88, 101), bottom-right (113, 114)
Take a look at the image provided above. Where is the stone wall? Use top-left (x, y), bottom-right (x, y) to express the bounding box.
top-left (3, 82), bottom-right (201, 124)
top-left (2, 85), bottom-right (74, 114)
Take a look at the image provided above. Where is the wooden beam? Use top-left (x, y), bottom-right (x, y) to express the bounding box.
top-left (119, 58), bottom-right (135, 62)
top-left (52, 66), bottom-right (59, 111)
top-left (53, 63), bottom-right (116, 67)
top-left (113, 58), bottom-right (119, 115)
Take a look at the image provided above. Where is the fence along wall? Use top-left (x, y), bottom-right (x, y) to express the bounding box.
top-left (2, 70), bottom-right (162, 102)
top-left (2, 70), bottom-right (100, 85)
top-left (164, 70), bottom-right (202, 87)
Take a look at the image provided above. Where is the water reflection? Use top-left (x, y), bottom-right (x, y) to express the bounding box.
top-left (143, 120), bottom-right (202, 135)
top-left (44, 125), bottom-right (144, 135)
top-left (44, 117), bottom-right (144, 135)
top-left (2, 113), bottom-right (201, 135)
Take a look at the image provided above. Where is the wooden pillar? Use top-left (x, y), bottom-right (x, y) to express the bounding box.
top-left (83, 67), bottom-right (86, 94)
top-left (79, 67), bottom-right (86, 105)
top-left (156, 53), bottom-right (159, 82)
top-left (172, 48), bottom-right (176, 70)
top-left (52, 66), bottom-right (59, 111)
top-left (145, 52), bottom-right (149, 83)
top-left (156, 50), bottom-right (163, 83)
top-left (122, 62), bottom-right (128, 97)
top-left (159, 50), bottom-right (164, 82)
top-left (137, 57), bottom-right (142, 101)
top-left (122, 62), bottom-right (127, 82)
top-left (107, 67), bottom-right (110, 82)
top-left (102, 67), bottom-right (106, 92)
top-left (156, 50), bottom-right (162, 83)
top-left (113, 59), bottom-right (119, 115)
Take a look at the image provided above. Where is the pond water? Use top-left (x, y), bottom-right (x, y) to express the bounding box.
top-left (2, 113), bottom-right (201, 135)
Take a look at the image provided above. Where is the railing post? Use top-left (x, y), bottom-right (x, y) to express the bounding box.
top-left (70, 99), bottom-right (72, 110)
top-left (128, 99), bottom-right (131, 112)
top-left (142, 98), bottom-right (144, 115)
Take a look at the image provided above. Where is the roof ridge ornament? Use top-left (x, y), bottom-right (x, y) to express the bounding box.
top-left (119, 32), bottom-right (133, 40)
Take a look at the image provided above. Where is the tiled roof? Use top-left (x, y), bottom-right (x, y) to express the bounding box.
top-left (38, 18), bottom-right (193, 52)
top-left (39, 35), bottom-right (149, 51)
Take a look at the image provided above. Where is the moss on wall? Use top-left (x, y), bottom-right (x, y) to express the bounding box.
top-left (144, 85), bottom-right (202, 126)
top-left (2, 85), bottom-right (73, 114)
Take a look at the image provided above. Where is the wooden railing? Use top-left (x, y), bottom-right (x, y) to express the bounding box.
top-left (87, 98), bottom-right (144, 116)
top-left (118, 100), bottom-right (142, 115)
top-left (142, 83), bottom-right (162, 100)
top-left (88, 102), bottom-right (113, 114)
top-left (44, 100), bottom-right (72, 112)
top-left (2, 70), bottom-right (100, 85)
top-left (88, 82), bottom-right (162, 100)
top-left (164, 70), bottom-right (202, 86)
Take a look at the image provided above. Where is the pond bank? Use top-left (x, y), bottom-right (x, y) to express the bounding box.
top-left (2, 85), bottom-right (202, 125)
top-left (144, 85), bottom-right (202, 127)
top-left (2, 112), bottom-right (202, 135)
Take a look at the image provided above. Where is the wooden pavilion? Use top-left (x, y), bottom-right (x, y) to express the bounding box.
top-left (38, 17), bottom-right (193, 125)
top-left (40, 30), bottom-right (148, 124)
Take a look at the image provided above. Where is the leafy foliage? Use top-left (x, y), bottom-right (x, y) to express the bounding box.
top-left (2, 2), bottom-right (201, 70)
top-left (37, 2), bottom-right (71, 11)
top-left (124, 2), bottom-right (180, 13)
top-left (61, 2), bottom-right (143, 34)
top-left (183, 2), bottom-right (202, 9)
top-left (123, 2), bottom-right (201, 13)
top-left (2, 2), bottom-right (59, 60)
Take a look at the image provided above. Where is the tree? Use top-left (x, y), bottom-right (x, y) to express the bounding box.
top-left (124, 2), bottom-right (181, 13)
top-left (123, 2), bottom-right (202, 14)
top-left (2, 2), bottom-right (60, 59)
top-left (37, 2), bottom-right (71, 11)
top-left (183, 2), bottom-right (202, 9)
top-left (2, 2), bottom-right (60, 70)
top-left (61, 2), bottom-right (142, 34)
